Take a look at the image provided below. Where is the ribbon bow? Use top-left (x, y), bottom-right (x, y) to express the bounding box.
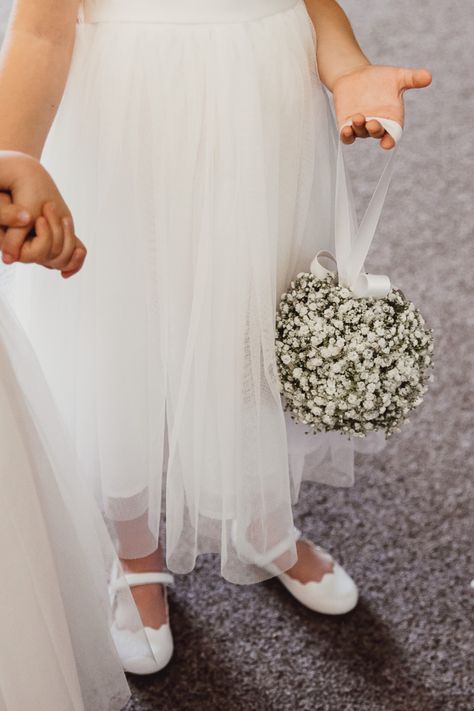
top-left (310, 116), bottom-right (403, 299)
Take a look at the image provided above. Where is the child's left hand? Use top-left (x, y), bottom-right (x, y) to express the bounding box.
top-left (0, 191), bottom-right (86, 279)
top-left (0, 152), bottom-right (86, 277)
top-left (333, 65), bottom-right (432, 150)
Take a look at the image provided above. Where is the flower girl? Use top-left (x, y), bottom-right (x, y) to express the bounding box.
top-left (0, 0), bottom-right (431, 674)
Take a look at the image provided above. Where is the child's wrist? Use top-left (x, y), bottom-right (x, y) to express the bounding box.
top-left (322, 57), bottom-right (371, 92)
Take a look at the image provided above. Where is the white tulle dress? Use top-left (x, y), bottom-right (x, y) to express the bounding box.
top-left (0, 278), bottom-right (157, 710)
top-left (11, 0), bottom-right (384, 585)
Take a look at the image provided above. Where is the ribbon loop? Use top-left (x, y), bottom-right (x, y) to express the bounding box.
top-left (310, 250), bottom-right (338, 280)
top-left (311, 250), bottom-right (391, 299)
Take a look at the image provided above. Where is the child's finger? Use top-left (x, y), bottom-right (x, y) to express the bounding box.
top-left (42, 202), bottom-right (66, 261)
top-left (1, 225), bottom-right (32, 264)
top-left (17, 216), bottom-right (54, 264)
top-left (351, 114), bottom-right (369, 139)
top-left (61, 241), bottom-right (87, 278)
top-left (0, 194), bottom-right (10, 248)
top-left (366, 119), bottom-right (385, 139)
top-left (44, 214), bottom-right (76, 270)
top-left (75, 236), bottom-right (86, 256)
top-left (0, 193), bottom-right (30, 261)
top-left (340, 126), bottom-right (356, 145)
top-left (0, 192), bottom-right (31, 264)
top-left (0, 201), bottom-right (31, 230)
top-left (380, 133), bottom-right (396, 150)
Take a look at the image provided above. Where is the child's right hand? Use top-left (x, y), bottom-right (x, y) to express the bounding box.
top-left (0, 151), bottom-right (87, 277)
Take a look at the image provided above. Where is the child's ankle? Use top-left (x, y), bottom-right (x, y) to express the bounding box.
top-left (121, 547), bottom-right (164, 574)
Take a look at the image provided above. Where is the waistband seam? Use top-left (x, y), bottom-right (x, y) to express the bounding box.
top-left (78, 0), bottom-right (301, 26)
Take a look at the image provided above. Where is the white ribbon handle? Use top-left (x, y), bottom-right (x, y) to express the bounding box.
top-left (310, 116), bottom-right (403, 298)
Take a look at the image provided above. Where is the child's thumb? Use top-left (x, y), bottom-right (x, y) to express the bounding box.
top-left (400, 68), bottom-right (433, 92)
top-left (0, 204), bottom-right (31, 229)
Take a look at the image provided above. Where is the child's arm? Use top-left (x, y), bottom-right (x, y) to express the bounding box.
top-left (0, 0), bottom-right (79, 261)
top-left (0, 0), bottom-right (79, 158)
top-left (0, 151), bottom-right (86, 278)
top-left (304, 0), bottom-right (370, 90)
top-left (304, 0), bottom-right (432, 149)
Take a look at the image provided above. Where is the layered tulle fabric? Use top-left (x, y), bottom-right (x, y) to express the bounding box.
top-left (11, 0), bottom-right (383, 585)
top-left (0, 283), bottom-right (154, 710)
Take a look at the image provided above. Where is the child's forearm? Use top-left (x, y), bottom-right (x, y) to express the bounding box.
top-left (304, 0), bottom-right (370, 91)
top-left (0, 0), bottom-right (78, 158)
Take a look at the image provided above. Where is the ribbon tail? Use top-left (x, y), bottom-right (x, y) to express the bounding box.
top-left (347, 144), bottom-right (400, 288)
top-left (334, 145), bottom-right (356, 288)
top-left (351, 272), bottom-right (391, 298)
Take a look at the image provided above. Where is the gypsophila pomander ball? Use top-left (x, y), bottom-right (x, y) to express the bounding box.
top-left (275, 273), bottom-right (434, 437)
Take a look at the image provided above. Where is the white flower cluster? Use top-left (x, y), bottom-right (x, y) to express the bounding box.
top-left (275, 273), bottom-right (434, 437)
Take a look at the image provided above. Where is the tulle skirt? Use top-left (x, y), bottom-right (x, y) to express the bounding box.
top-left (0, 286), bottom-right (155, 710)
top-left (11, 0), bottom-right (384, 584)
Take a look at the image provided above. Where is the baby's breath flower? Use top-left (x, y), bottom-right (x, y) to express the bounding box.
top-left (275, 274), bottom-right (434, 437)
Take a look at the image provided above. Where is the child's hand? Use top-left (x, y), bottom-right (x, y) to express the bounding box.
top-left (20, 203), bottom-right (87, 279)
top-left (333, 65), bottom-right (432, 150)
top-left (0, 188), bottom-right (86, 278)
top-left (0, 151), bottom-right (86, 275)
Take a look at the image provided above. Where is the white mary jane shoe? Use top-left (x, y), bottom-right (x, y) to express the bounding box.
top-left (110, 571), bottom-right (175, 675)
top-left (276, 536), bottom-right (359, 615)
top-left (231, 521), bottom-right (358, 615)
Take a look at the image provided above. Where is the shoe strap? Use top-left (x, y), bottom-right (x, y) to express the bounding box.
top-left (233, 524), bottom-right (302, 571)
top-left (125, 572), bottom-right (175, 588)
top-left (111, 571), bottom-right (175, 593)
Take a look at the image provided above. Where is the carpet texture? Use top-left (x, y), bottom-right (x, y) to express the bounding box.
top-left (125, 1), bottom-right (473, 709)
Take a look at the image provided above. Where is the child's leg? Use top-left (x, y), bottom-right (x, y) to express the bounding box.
top-left (120, 547), bottom-right (169, 630)
top-left (286, 540), bottom-right (334, 583)
top-left (112, 513), bottom-right (169, 630)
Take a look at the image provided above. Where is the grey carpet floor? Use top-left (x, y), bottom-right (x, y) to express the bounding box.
top-left (126, 1), bottom-right (473, 710)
